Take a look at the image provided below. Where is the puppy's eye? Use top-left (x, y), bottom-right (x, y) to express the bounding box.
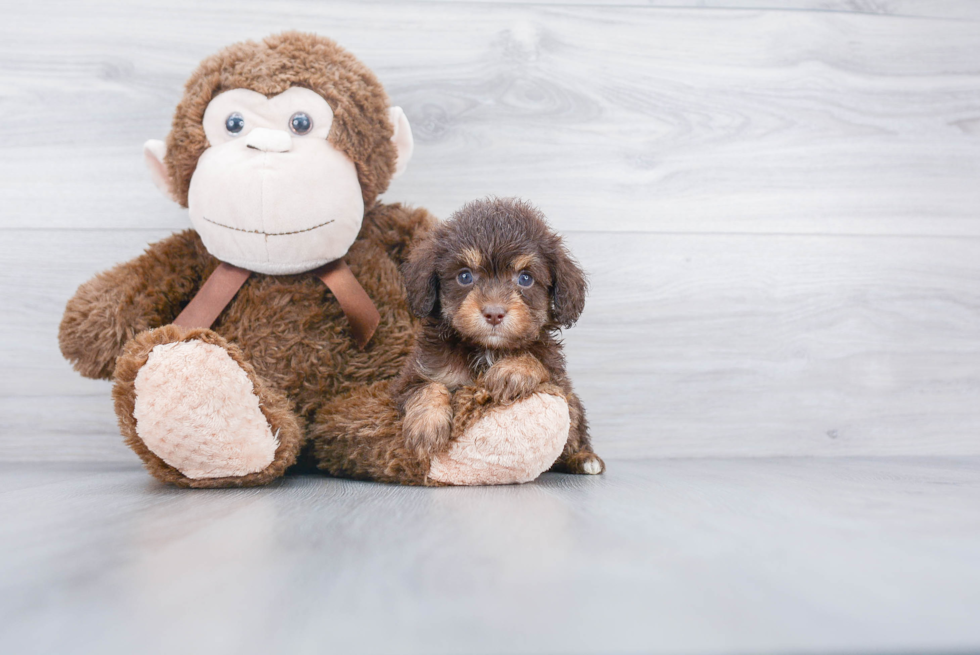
top-left (457, 269), bottom-right (473, 286)
top-left (225, 112), bottom-right (245, 135)
top-left (289, 112), bottom-right (313, 135)
top-left (517, 271), bottom-right (534, 288)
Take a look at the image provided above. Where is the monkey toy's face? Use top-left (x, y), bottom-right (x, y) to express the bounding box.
top-left (184, 87), bottom-right (363, 275)
top-left (144, 71), bottom-right (413, 276)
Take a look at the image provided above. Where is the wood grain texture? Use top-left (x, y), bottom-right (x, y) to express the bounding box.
top-left (2, 458), bottom-right (980, 654)
top-left (382, 0), bottom-right (980, 20)
top-left (384, 0), bottom-right (980, 20)
top-left (1, 1), bottom-right (978, 235)
top-left (4, 229), bottom-right (979, 460)
top-left (1, 1), bottom-right (979, 462)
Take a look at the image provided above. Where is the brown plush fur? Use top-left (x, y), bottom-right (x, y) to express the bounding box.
top-left (58, 32), bottom-right (438, 487)
top-left (392, 197), bottom-right (604, 474)
top-left (309, 380), bottom-right (435, 486)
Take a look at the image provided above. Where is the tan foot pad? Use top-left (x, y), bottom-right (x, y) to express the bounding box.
top-left (133, 341), bottom-right (278, 480)
top-left (428, 393), bottom-right (570, 486)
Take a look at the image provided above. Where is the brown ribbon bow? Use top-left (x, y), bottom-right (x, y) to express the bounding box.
top-left (173, 259), bottom-right (381, 350)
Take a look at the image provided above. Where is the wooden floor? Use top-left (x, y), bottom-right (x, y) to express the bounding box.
top-left (3, 1), bottom-right (980, 653)
top-left (2, 458), bottom-right (979, 654)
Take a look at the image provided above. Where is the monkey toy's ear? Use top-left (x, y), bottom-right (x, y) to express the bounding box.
top-left (143, 140), bottom-right (178, 202)
top-left (389, 107), bottom-right (414, 178)
top-left (402, 236), bottom-right (440, 318)
top-left (548, 238), bottom-right (588, 329)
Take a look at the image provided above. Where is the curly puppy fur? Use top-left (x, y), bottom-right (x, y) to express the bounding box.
top-left (392, 197), bottom-right (605, 475)
top-left (58, 33), bottom-right (436, 487)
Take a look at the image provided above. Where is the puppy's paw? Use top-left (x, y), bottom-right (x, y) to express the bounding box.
top-left (482, 355), bottom-right (549, 405)
top-left (558, 452), bottom-right (606, 475)
top-left (402, 383), bottom-right (453, 459)
top-left (404, 414), bottom-right (451, 459)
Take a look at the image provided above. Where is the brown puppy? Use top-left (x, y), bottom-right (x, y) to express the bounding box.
top-left (392, 198), bottom-right (605, 475)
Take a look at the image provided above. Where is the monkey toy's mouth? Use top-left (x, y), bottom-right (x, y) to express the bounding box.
top-left (187, 129), bottom-right (365, 275)
top-left (201, 216), bottom-right (336, 236)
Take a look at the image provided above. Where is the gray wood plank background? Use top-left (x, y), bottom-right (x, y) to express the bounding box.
top-left (2, 0), bottom-right (979, 461)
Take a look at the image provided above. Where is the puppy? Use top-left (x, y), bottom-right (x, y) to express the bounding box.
top-left (392, 197), bottom-right (605, 475)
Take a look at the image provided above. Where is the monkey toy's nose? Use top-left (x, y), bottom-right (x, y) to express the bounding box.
top-left (245, 128), bottom-right (292, 153)
top-left (482, 305), bottom-right (507, 326)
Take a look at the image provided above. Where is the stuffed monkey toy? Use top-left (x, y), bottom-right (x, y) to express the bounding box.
top-left (59, 32), bottom-right (590, 487)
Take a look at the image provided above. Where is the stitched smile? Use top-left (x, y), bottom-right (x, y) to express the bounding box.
top-left (201, 216), bottom-right (335, 236)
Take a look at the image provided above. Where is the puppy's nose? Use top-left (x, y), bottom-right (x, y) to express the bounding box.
top-left (482, 305), bottom-right (507, 326)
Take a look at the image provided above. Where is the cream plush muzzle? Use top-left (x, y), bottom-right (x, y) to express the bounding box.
top-left (187, 127), bottom-right (364, 275)
top-left (189, 87), bottom-right (362, 275)
top-left (144, 87), bottom-right (414, 275)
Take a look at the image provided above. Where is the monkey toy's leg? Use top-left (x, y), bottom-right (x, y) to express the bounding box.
top-left (113, 325), bottom-right (304, 488)
top-left (309, 383), bottom-right (574, 486)
top-left (308, 380), bottom-right (432, 485)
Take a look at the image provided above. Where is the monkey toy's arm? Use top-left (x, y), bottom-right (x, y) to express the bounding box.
top-left (359, 203), bottom-right (439, 266)
top-left (59, 229), bottom-right (213, 380)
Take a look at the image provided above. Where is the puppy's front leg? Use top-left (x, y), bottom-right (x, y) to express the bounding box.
top-left (481, 354), bottom-right (550, 405)
top-left (402, 382), bottom-right (453, 458)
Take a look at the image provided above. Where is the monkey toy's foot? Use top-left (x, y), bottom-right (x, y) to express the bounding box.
top-left (426, 385), bottom-right (571, 486)
top-left (113, 325), bottom-right (303, 488)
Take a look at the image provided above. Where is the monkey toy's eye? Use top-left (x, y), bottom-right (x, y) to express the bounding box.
top-left (517, 271), bottom-right (534, 288)
top-left (457, 269), bottom-right (474, 286)
top-left (225, 112), bottom-right (245, 135)
top-left (289, 112), bottom-right (313, 135)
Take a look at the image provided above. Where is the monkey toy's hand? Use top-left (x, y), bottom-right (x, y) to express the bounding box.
top-left (401, 382), bottom-right (454, 459)
top-left (481, 354), bottom-right (550, 405)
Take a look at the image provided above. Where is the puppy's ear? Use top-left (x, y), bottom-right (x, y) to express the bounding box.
top-left (547, 238), bottom-right (588, 328)
top-left (402, 236), bottom-right (441, 318)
